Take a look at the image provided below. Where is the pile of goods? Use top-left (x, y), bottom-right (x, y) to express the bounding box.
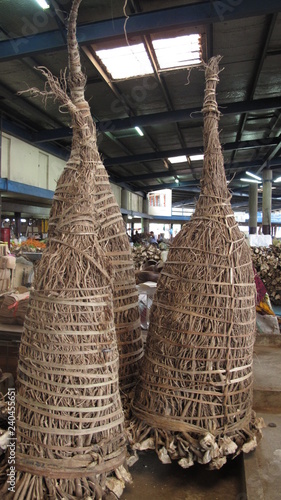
top-left (251, 244), bottom-right (281, 305)
top-left (0, 388), bottom-right (8, 455)
top-left (0, 287), bottom-right (30, 325)
top-left (11, 239), bottom-right (46, 256)
top-left (129, 56), bottom-right (263, 470)
top-left (132, 244), bottom-right (170, 284)
top-left (0, 245), bottom-right (16, 293)
top-left (132, 244), bottom-right (163, 270)
top-left (0, 380), bottom-right (9, 483)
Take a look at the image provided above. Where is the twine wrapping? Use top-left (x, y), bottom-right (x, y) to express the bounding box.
top-left (0, 1), bottom-right (133, 498)
top-left (48, 7), bottom-right (143, 402)
top-left (10, 139), bottom-right (129, 500)
top-left (129, 56), bottom-right (263, 470)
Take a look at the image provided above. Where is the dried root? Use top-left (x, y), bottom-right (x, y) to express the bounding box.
top-left (128, 411), bottom-right (263, 470)
top-left (129, 57), bottom-right (262, 469)
top-left (1, 1), bottom-right (135, 497)
top-left (1, 466), bottom-right (132, 500)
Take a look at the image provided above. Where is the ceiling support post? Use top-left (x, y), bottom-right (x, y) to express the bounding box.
top-left (262, 169), bottom-right (272, 235)
top-left (249, 183), bottom-right (258, 235)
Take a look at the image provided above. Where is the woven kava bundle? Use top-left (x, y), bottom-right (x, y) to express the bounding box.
top-left (93, 164), bottom-right (143, 397)
top-left (51, 162), bottom-right (143, 404)
top-left (48, 8), bottom-right (143, 403)
top-left (0, 1), bottom-right (133, 498)
top-left (51, 164), bottom-right (143, 403)
top-left (129, 57), bottom-right (262, 470)
top-left (9, 180), bottom-right (129, 499)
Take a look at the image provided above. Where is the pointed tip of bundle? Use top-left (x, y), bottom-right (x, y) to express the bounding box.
top-left (198, 54), bottom-right (230, 202)
top-left (202, 55), bottom-right (223, 118)
top-left (204, 55), bottom-right (223, 70)
top-left (203, 55), bottom-right (223, 84)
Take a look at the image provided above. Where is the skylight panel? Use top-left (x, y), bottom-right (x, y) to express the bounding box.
top-left (96, 44), bottom-right (153, 80)
top-left (153, 34), bottom-right (201, 69)
top-left (168, 156), bottom-right (187, 164)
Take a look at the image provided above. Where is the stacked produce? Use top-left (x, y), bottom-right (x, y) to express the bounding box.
top-left (10, 239), bottom-right (46, 257)
top-left (132, 244), bottom-right (163, 270)
top-left (251, 244), bottom-right (281, 305)
top-left (19, 239), bottom-right (46, 253)
top-left (130, 56), bottom-right (262, 470)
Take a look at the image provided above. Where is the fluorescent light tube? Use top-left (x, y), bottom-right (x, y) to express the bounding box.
top-left (135, 126), bottom-right (144, 136)
top-left (35, 0), bottom-right (49, 9)
top-left (246, 171), bottom-right (262, 181)
top-left (240, 178), bottom-right (260, 183)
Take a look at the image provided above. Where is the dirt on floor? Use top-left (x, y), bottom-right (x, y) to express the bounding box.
top-left (123, 450), bottom-right (246, 500)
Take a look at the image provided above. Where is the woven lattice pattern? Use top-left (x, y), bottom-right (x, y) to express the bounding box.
top-left (46, 9), bottom-right (143, 400)
top-left (94, 162), bottom-right (143, 395)
top-left (130, 57), bottom-right (262, 470)
top-left (0, 1), bottom-right (133, 497)
top-left (50, 158), bottom-right (143, 398)
top-left (14, 177), bottom-right (127, 497)
top-left (8, 123), bottom-right (129, 499)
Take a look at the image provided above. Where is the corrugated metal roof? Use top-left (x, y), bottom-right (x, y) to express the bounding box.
top-left (0, 0), bottom-right (280, 212)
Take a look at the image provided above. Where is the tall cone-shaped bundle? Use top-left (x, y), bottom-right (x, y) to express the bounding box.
top-left (130, 57), bottom-right (262, 470)
top-left (0, 2), bottom-right (133, 498)
top-left (93, 164), bottom-right (143, 398)
top-left (47, 0), bottom-right (143, 399)
top-left (9, 167), bottom-right (128, 499)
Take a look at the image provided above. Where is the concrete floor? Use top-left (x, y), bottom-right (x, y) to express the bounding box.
top-left (244, 413), bottom-right (281, 500)
top-left (244, 334), bottom-right (281, 500)
top-left (253, 343), bottom-right (281, 412)
top-left (124, 451), bottom-right (245, 500)
top-left (123, 332), bottom-right (281, 500)
top-left (1, 328), bottom-right (280, 499)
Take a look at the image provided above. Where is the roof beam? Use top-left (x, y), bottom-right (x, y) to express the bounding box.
top-left (32, 97), bottom-right (281, 143)
top-left (231, 13), bottom-right (278, 161)
top-left (137, 180), bottom-right (196, 192)
top-left (81, 46), bottom-right (166, 173)
top-left (0, 81), bottom-right (63, 130)
top-left (48, 0), bottom-right (68, 44)
top-left (119, 157), bottom-right (281, 188)
top-left (142, 34), bottom-right (172, 109)
top-left (97, 97), bottom-right (281, 132)
top-left (139, 33), bottom-right (197, 178)
top-left (257, 134), bottom-right (281, 172)
top-left (1, 117), bottom-right (69, 160)
top-left (104, 138), bottom-right (278, 167)
top-left (0, 0), bottom-right (281, 61)
top-left (104, 131), bottom-right (148, 177)
top-left (134, 178), bottom-right (281, 195)
top-left (81, 46), bottom-right (132, 114)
